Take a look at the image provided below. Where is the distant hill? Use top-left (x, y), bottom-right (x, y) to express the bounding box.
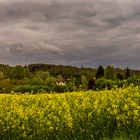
top-left (27, 63), bottom-right (96, 80)
top-left (0, 63), bottom-right (140, 80)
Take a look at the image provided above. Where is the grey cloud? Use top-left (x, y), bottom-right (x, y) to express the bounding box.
top-left (0, 0), bottom-right (140, 69)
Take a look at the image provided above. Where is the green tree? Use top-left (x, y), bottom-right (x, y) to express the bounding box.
top-left (67, 79), bottom-right (76, 92)
top-left (117, 73), bottom-right (123, 80)
top-left (35, 71), bottom-right (50, 81)
top-left (96, 65), bottom-right (104, 79)
top-left (104, 65), bottom-right (116, 80)
top-left (30, 77), bottom-right (44, 85)
top-left (45, 77), bottom-right (56, 91)
top-left (0, 71), bottom-right (4, 80)
top-left (125, 67), bottom-right (131, 79)
top-left (10, 65), bottom-right (26, 80)
top-left (81, 75), bottom-right (88, 90)
top-left (56, 74), bottom-right (63, 83)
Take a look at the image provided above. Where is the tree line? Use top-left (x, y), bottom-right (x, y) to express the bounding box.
top-left (0, 64), bottom-right (139, 93)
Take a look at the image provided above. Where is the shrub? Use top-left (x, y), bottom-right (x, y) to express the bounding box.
top-left (45, 77), bottom-right (56, 90)
top-left (34, 85), bottom-right (51, 93)
top-left (29, 77), bottom-right (44, 85)
top-left (127, 76), bottom-right (140, 85)
top-left (95, 78), bottom-right (115, 90)
top-left (12, 85), bottom-right (52, 94)
top-left (54, 85), bottom-right (69, 93)
top-left (66, 81), bottom-right (77, 92)
top-left (117, 73), bottom-right (124, 80)
top-left (0, 86), bottom-right (3, 93)
top-left (116, 80), bottom-right (127, 88)
top-left (12, 85), bottom-right (34, 93)
top-left (88, 78), bottom-right (95, 90)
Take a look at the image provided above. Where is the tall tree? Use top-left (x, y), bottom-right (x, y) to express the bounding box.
top-left (96, 65), bottom-right (104, 79)
top-left (10, 65), bottom-right (26, 80)
top-left (125, 67), bottom-right (131, 79)
top-left (104, 65), bottom-right (116, 80)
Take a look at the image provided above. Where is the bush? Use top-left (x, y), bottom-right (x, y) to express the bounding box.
top-left (29, 78), bottom-right (44, 85)
top-left (12, 85), bottom-right (52, 94)
top-left (34, 85), bottom-right (51, 93)
top-left (116, 80), bottom-right (127, 88)
top-left (45, 77), bottom-right (56, 90)
top-left (9, 79), bottom-right (26, 85)
top-left (127, 76), bottom-right (140, 85)
top-left (0, 86), bottom-right (3, 93)
top-left (12, 85), bottom-right (34, 93)
top-left (54, 85), bottom-right (69, 93)
top-left (95, 78), bottom-right (115, 90)
top-left (66, 81), bottom-right (77, 92)
top-left (88, 78), bottom-right (95, 90)
top-left (117, 73), bottom-right (124, 80)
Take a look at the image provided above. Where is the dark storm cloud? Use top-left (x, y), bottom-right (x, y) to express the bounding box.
top-left (0, 0), bottom-right (140, 69)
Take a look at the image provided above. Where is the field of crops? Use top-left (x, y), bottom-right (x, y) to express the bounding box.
top-left (0, 86), bottom-right (140, 140)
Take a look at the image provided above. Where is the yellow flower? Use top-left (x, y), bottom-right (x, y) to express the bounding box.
top-left (133, 110), bottom-right (139, 116)
top-left (123, 104), bottom-right (129, 110)
top-left (113, 109), bottom-right (118, 114)
top-left (12, 125), bottom-right (16, 129)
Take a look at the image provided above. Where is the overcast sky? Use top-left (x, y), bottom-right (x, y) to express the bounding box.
top-left (0, 0), bottom-right (140, 69)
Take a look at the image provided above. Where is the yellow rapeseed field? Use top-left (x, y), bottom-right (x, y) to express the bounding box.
top-left (0, 86), bottom-right (140, 140)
